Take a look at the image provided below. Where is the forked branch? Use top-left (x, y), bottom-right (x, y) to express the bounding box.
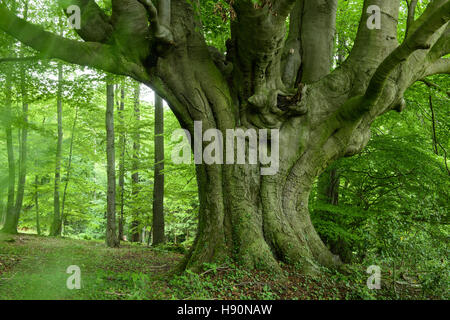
top-left (338, 1), bottom-right (450, 121)
top-left (365, 1), bottom-right (450, 103)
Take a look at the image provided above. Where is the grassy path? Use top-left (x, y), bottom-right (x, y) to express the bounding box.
top-left (1, 233), bottom-right (431, 300)
top-left (0, 234), bottom-right (180, 300)
top-left (0, 234), bottom-right (351, 300)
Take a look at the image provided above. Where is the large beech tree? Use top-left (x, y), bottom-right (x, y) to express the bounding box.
top-left (0, 0), bottom-right (448, 273)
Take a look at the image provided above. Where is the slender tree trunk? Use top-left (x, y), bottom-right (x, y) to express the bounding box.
top-left (34, 175), bottom-right (41, 236)
top-left (147, 226), bottom-right (153, 246)
top-left (12, 3), bottom-right (30, 231)
top-left (50, 63), bottom-right (63, 236)
top-left (318, 168), bottom-right (340, 206)
top-left (141, 228), bottom-right (146, 244)
top-left (0, 0), bottom-right (19, 234)
top-left (152, 93), bottom-right (165, 245)
top-left (105, 82), bottom-right (119, 247)
top-left (428, 93), bottom-right (439, 155)
top-left (61, 106), bottom-right (78, 235)
top-left (14, 63), bottom-right (29, 229)
top-left (1, 72), bottom-right (17, 234)
top-left (0, 188), bottom-right (4, 227)
top-left (130, 85), bottom-right (141, 242)
top-left (117, 86), bottom-right (126, 242)
top-left (316, 167), bottom-right (352, 262)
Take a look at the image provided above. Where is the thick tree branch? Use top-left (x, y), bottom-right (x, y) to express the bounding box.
top-left (282, 0), bottom-right (338, 86)
top-left (0, 4), bottom-right (149, 81)
top-left (400, 23), bottom-right (449, 90)
top-left (348, 0), bottom-right (401, 67)
top-left (109, 0), bottom-right (152, 62)
top-left (339, 1), bottom-right (450, 121)
top-left (364, 1), bottom-right (450, 106)
top-left (158, 0), bottom-right (171, 27)
top-left (423, 58), bottom-right (450, 76)
top-left (299, 0), bottom-right (338, 84)
top-left (138, 0), bottom-right (173, 44)
top-left (427, 24), bottom-right (450, 60)
top-left (228, 0), bottom-right (304, 128)
top-left (58, 0), bottom-right (113, 43)
top-left (406, 0), bottom-right (447, 36)
top-left (281, 0), bottom-right (303, 88)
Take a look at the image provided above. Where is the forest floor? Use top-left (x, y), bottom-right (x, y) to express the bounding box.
top-left (0, 233), bottom-right (427, 300)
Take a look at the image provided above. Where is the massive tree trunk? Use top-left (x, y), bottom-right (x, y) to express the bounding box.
top-left (50, 63), bottom-right (63, 236)
top-left (1, 0), bottom-right (448, 273)
top-left (152, 93), bottom-right (165, 245)
top-left (181, 162), bottom-right (342, 273)
top-left (105, 82), bottom-right (119, 247)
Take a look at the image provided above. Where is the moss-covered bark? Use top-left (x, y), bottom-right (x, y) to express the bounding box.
top-left (181, 155), bottom-right (342, 275)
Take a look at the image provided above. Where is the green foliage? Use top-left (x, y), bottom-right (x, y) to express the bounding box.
top-left (311, 74), bottom-right (449, 299)
top-left (200, 0), bottom-right (231, 52)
